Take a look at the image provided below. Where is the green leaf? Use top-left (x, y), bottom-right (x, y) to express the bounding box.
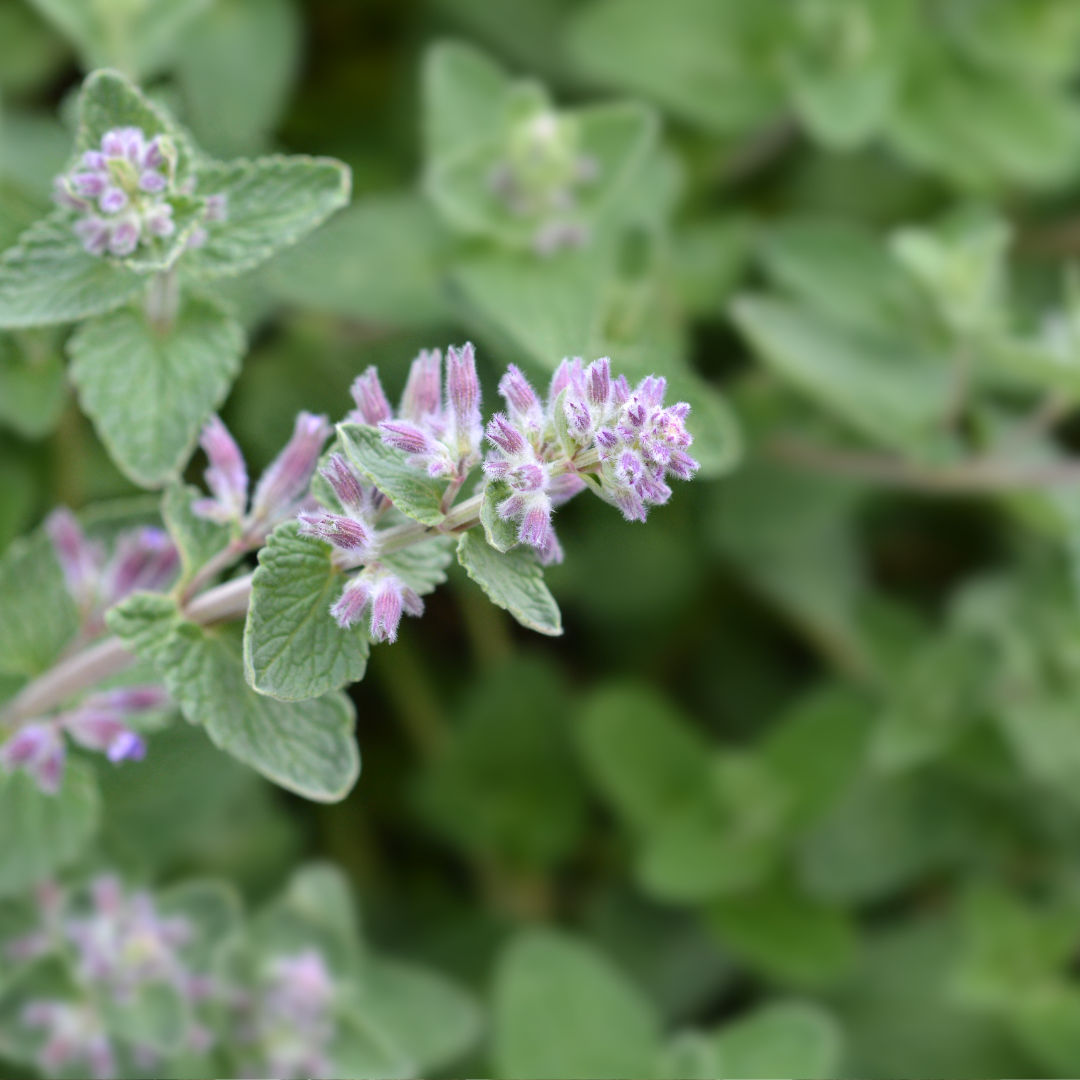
top-left (456, 530), bottom-right (562, 636)
top-left (479, 478), bottom-right (518, 552)
top-left (0, 528), bottom-right (79, 678)
top-left (175, 0), bottom-right (300, 158)
top-left (0, 759), bottom-right (101, 897)
top-left (712, 1002), bottom-right (843, 1080)
top-left (337, 422), bottom-right (447, 528)
top-left (161, 481), bottom-right (233, 585)
top-left (102, 980), bottom-right (188, 1056)
top-left (567, 0), bottom-right (783, 135)
top-left (69, 295), bottom-right (245, 488)
top-left (244, 521), bottom-right (370, 702)
top-left (416, 656), bottom-right (586, 868)
top-left (355, 957), bottom-right (483, 1076)
top-left (27, 0), bottom-right (211, 77)
top-left (578, 683), bottom-right (711, 835)
top-left (493, 929), bottom-right (662, 1080)
top-left (0, 329), bottom-right (68, 439)
top-left (1012, 984), bottom-right (1080, 1077)
top-left (0, 210), bottom-right (144, 329)
top-left (730, 295), bottom-right (953, 454)
top-left (262, 193), bottom-right (452, 326)
top-left (381, 535), bottom-right (454, 597)
top-left (707, 876), bottom-right (860, 988)
top-left (76, 68), bottom-right (183, 165)
top-left (183, 155), bottom-right (351, 280)
top-left (107, 593), bottom-right (360, 802)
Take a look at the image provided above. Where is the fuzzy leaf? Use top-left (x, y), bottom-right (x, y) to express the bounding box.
top-left (107, 593), bottom-right (360, 802)
top-left (0, 210), bottom-right (144, 329)
top-left (381, 535), bottom-right (454, 596)
top-left (337, 422), bottom-right (447, 527)
top-left (480, 478), bottom-right (518, 552)
top-left (161, 482), bottom-right (233, 585)
top-left (0, 528), bottom-right (79, 678)
top-left (244, 522), bottom-right (370, 702)
top-left (456, 530), bottom-right (562, 636)
top-left (69, 295), bottom-right (245, 488)
top-left (0, 760), bottom-right (101, 898)
top-left (493, 929), bottom-right (662, 1080)
top-left (184, 155), bottom-right (351, 279)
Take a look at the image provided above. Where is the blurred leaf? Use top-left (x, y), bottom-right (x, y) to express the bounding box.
top-left (176, 0), bottom-right (300, 158)
top-left (244, 521), bottom-right (370, 702)
top-left (567, 0), bottom-right (783, 135)
top-left (493, 929), bottom-right (662, 1080)
top-left (161, 481), bottom-right (231, 585)
top-left (102, 980), bottom-right (188, 1055)
top-left (262, 193), bottom-right (452, 326)
top-left (0, 760), bottom-right (100, 898)
top-left (0, 527), bottom-right (78, 678)
top-left (707, 876), bottom-right (860, 988)
top-left (417, 655), bottom-right (585, 868)
top-left (0, 330), bottom-right (67, 440)
top-left (0, 2), bottom-right (67, 96)
top-left (184, 155), bottom-right (352, 280)
top-left (711, 1001), bottom-right (843, 1080)
top-left (456, 531), bottom-right (562, 636)
top-left (107, 593), bottom-right (360, 801)
top-left (69, 296), bottom-right (244, 488)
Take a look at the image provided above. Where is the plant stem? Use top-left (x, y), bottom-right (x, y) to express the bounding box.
top-left (768, 437), bottom-right (1080, 493)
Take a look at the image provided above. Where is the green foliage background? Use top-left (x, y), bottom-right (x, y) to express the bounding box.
top-left (7, 0), bottom-right (1080, 1076)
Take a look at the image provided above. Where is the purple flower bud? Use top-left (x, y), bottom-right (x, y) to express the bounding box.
top-left (511, 462), bottom-right (545, 491)
top-left (99, 186), bottom-right (129, 214)
top-left (447, 342), bottom-right (482, 454)
top-left (499, 365), bottom-right (542, 424)
top-left (104, 528), bottom-right (179, 603)
top-left (108, 219), bottom-right (140, 257)
top-left (106, 730), bottom-right (145, 763)
top-left (370, 586), bottom-right (403, 643)
top-left (349, 367), bottom-right (392, 425)
top-left (537, 528), bottom-right (564, 566)
top-left (667, 449), bottom-right (700, 481)
top-left (88, 686), bottom-right (169, 714)
top-left (101, 131), bottom-right (126, 157)
top-left (46, 508), bottom-right (103, 611)
top-left (486, 413), bottom-right (527, 456)
top-left (62, 709), bottom-right (144, 761)
top-left (0, 723), bottom-right (66, 795)
top-left (614, 487), bottom-right (648, 522)
top-left (400, 349), bottom-right (442, 421)
top-left (141, 138), bottom-right (164, 170)
top-left (72, 172), bottom-right (107, 198)
top-left (250, 412), bottom-right (331, 524)
top-left (74, 217), bottom-right (110, 255)
top-left (497, 492), bottom-right (528, 521)
top-left (297, 511), bottom-right (373, 554)
top-left (199, 415), bottom-right (249, 522)
top-left (565, 398), bottom-right (593, 438)
top-left (320, 454), bottom-right (367, 515)
top-left (612, 374), bottom-right (630, 405)
top-left (139, 171), bottom-right (167, 193)
top-left (82, 150), bottom-right (107, 170)
top-left (330, 575), bottom-right (373, 630)
top-left (483, 459), bottom-right (512, 480)
top-left (144, 204), bottom-right (174, 237)
top-left (379, 421), bottom-right (442, 458)
top-left (204, 193), bottom-right (228, 223)
top-left (549, 357), bottom-right (584, 400)
top-left (586, 357), bottom-right (611, 409)
top-left (518, 501), bottom-right (553, 549)
top-left (595, 428), bottom-right (618, 451)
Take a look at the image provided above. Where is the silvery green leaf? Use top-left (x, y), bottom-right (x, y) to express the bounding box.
top-left (0, 329), bottom-right (67, 439)
top-left (711, 1002), bottom-right (843, 1080)
top-left (381, 535), bottom-right (454, 596)
top-left (244, 522), bottom-right (369, 702)
top-left (161, 481), bottom-right (233, 585)
top-left (493, 929), bottom-right (662, 1080)
top-left (107, 593), bottom-right (360, 802)
top-left (337, 422), bottom-right (448, 528)
top-left (0, 211), bottom-right (144, 329)
top-left (183, 155), bottom-right (351, 280)
top-left (456, 530), bottom-right (562, 636)
top-left (0, 760), bottom-right (101, 898)
top-left (0, 528), bottom-right (79, 678)
top-left (479, 479), bottom-right (520, 553)
top-left (176, 0), bottom-right (300, 158)
top-left (69, 295), bottom-right (245, 488)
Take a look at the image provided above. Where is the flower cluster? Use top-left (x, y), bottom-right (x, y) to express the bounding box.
top-left (233, 949), bottom-right (337, 1079)
top-left (54, 127), bottom-right (178, 258)
top-left (0, 685), bottom-right (166, 794)
top-left (47, 509), bottom-right (179, 634)
top-left (193, 411), bottom-right (332, 543)
top-left (488, 105), bottom-right (598, 255)
top-left (14, 876), bottom-right (214, 1078)
top-left (374, 343), bottom-right (484, 480)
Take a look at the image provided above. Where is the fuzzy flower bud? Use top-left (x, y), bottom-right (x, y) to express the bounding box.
top-left (102, 527), bottom-right (179, 605)
top-left (349, 366), bottom-right (393, 426)
top-left (195, 414), bottom-right (248, 524)
top-left (320, 453), bottom-right (369, 517)
top-left (400, 349), bottom-right (443, 422)
top-left (0, 723), bottom-right (66, 795)
top-left (250, 412), bottom-right (331, 526)
top-left (330, 568), bottom-right (423, 642)
top-left (45, 508), bottom-right (104, 613)
top-left (23, 1001), bottom-right (115, 1080)
top-left (297, 511), bottom-right (374, 555)
top-left (447, 342), bottom-right (482, 458)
